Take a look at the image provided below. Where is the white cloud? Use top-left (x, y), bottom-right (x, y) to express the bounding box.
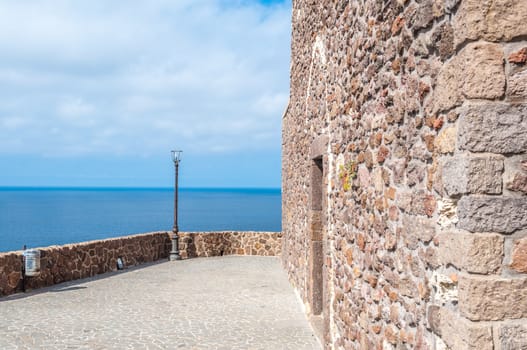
top-left (0, 0), bottom-right (291, 156)
top-left (57, 97), bottom-right (96, 124)
top-left (1, 116), bottom-right (29, 130)
top-left (253, 93), bottom-right (289, 116)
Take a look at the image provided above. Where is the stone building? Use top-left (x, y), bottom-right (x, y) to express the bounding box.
top-left (281, 0), bottom-right (527, 349)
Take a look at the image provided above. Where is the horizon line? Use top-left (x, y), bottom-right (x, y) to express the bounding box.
top-left (0, 186), bottom-right (282, 191)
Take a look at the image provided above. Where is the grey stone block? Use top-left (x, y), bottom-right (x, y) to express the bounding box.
top-left (443, 156), bottom-right (468, 196)
top-left (458, 196), bottom-right (527, 233)
top-left (459, 103), bottom-right (527, 154)
top-left (499, 324), bottom-right (527, 350)
top-left (443, 155), bottom-right (503, 196)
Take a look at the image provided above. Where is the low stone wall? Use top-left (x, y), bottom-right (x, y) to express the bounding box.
top-left (0, 231), bottom-right (282, 297)
top-left (179, 231), bottom-right (282, 259)
top-left (0, 231), bottom-right (171, 297)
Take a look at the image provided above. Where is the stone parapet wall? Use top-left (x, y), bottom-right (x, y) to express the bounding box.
top-left (179, 231), bottom-right (282, 259)
top-left (0, 231), bottom-right (171, 297)
top-left (282, 0), bottom-right (527, 348)
top-left (0, 231), bottom-right (281, 297)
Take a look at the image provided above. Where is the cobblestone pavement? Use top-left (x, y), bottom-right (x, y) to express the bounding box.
top-left (0, 256), bottom-right (321, 350)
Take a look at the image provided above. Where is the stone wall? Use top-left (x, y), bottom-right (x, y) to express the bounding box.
top-left (179, 231), bottom-right (282, 259)
top-left (0, 232), bottom-right (171, 297)
top-left (282, 0), bottom-right (527, 349)
top-left (0, 231), bottom-right (281, 297)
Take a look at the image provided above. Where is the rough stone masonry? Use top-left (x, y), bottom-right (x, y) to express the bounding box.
top-left (0, 231), bottom-right (281, 297)
top-left (281, 0), bottom-right (527, 349)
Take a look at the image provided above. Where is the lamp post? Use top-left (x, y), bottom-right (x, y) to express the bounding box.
top-left (170, 150), bottom-right (183, 261)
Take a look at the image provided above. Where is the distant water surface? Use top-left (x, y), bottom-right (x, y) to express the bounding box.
top-left (0, 188), bottom-right (281, 253)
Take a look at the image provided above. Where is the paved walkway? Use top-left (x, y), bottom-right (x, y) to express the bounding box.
top-left (0, 256), bottom-right (321, 350)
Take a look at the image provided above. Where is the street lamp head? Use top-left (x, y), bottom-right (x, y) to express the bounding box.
top-left (171, 150), bottom-right (183, 164)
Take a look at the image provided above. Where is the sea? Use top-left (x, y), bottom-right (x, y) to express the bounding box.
top-left (0, 187), bottom-right (282, 253)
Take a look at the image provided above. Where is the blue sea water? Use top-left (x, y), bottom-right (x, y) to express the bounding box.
top-left (0, 188), bottom-right (282, 253)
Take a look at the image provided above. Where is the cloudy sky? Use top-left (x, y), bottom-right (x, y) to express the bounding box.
top-left (0, 0), bottom-right (291, 188)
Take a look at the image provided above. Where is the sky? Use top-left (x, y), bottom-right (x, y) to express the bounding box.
top-left (0, 0), bottom-right (291, 188)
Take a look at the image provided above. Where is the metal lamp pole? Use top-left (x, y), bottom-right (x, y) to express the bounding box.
top-left (170, 150), bottom-right (182, 261)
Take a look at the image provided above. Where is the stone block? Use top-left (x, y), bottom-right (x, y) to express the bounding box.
top-left (431, 22), bottom-right (454, 61)
top-left (509, 47), bottom-right (527, 65)
top-left (507, 172), bottom-right (527, 194)
top-left (434, 59), bottom-right (462, 112)
top-left (406, 160), bottom-right (426, 187)
top-left (458, 275), bottom-right (527, 321)
top-left (7, 271), bottom-right (20, 288)
top-left (441, 157), bottom-right (465, 196)
top-left (498, 323), bottom-right (527, 350)
top-left (409, 0), bottom-right (434, 30)
top-left (510, 237), bottom-right (527, 274)
top-left (465, 157), bottom-right (504, 194)
top-left (443, 155), bottom-right (503, 196)
top-left (453, 0), bottom-right (527, 45)
top-left (435, 127), bottom-right (457, 154)
top-left (439, 308), bottom-right (493, 350)
top-left (397, 190), bottom-right (436, 217)
top-left (438, 232), bottom-right (503, 274)
top-left (462, 43), bottom-right (505, 100)
top-left (508, 70), bottom-right (527, 100)
top-left (403, 215), bottom-right (436, 249)
top-left (457, 196), bottom-right (527, 234)
top-left (433, 43), bottom-right (505, 112)
top-left (459, 103), bottom-right (527, 154)
top-left (427, 305), bottom-right (441, 335)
